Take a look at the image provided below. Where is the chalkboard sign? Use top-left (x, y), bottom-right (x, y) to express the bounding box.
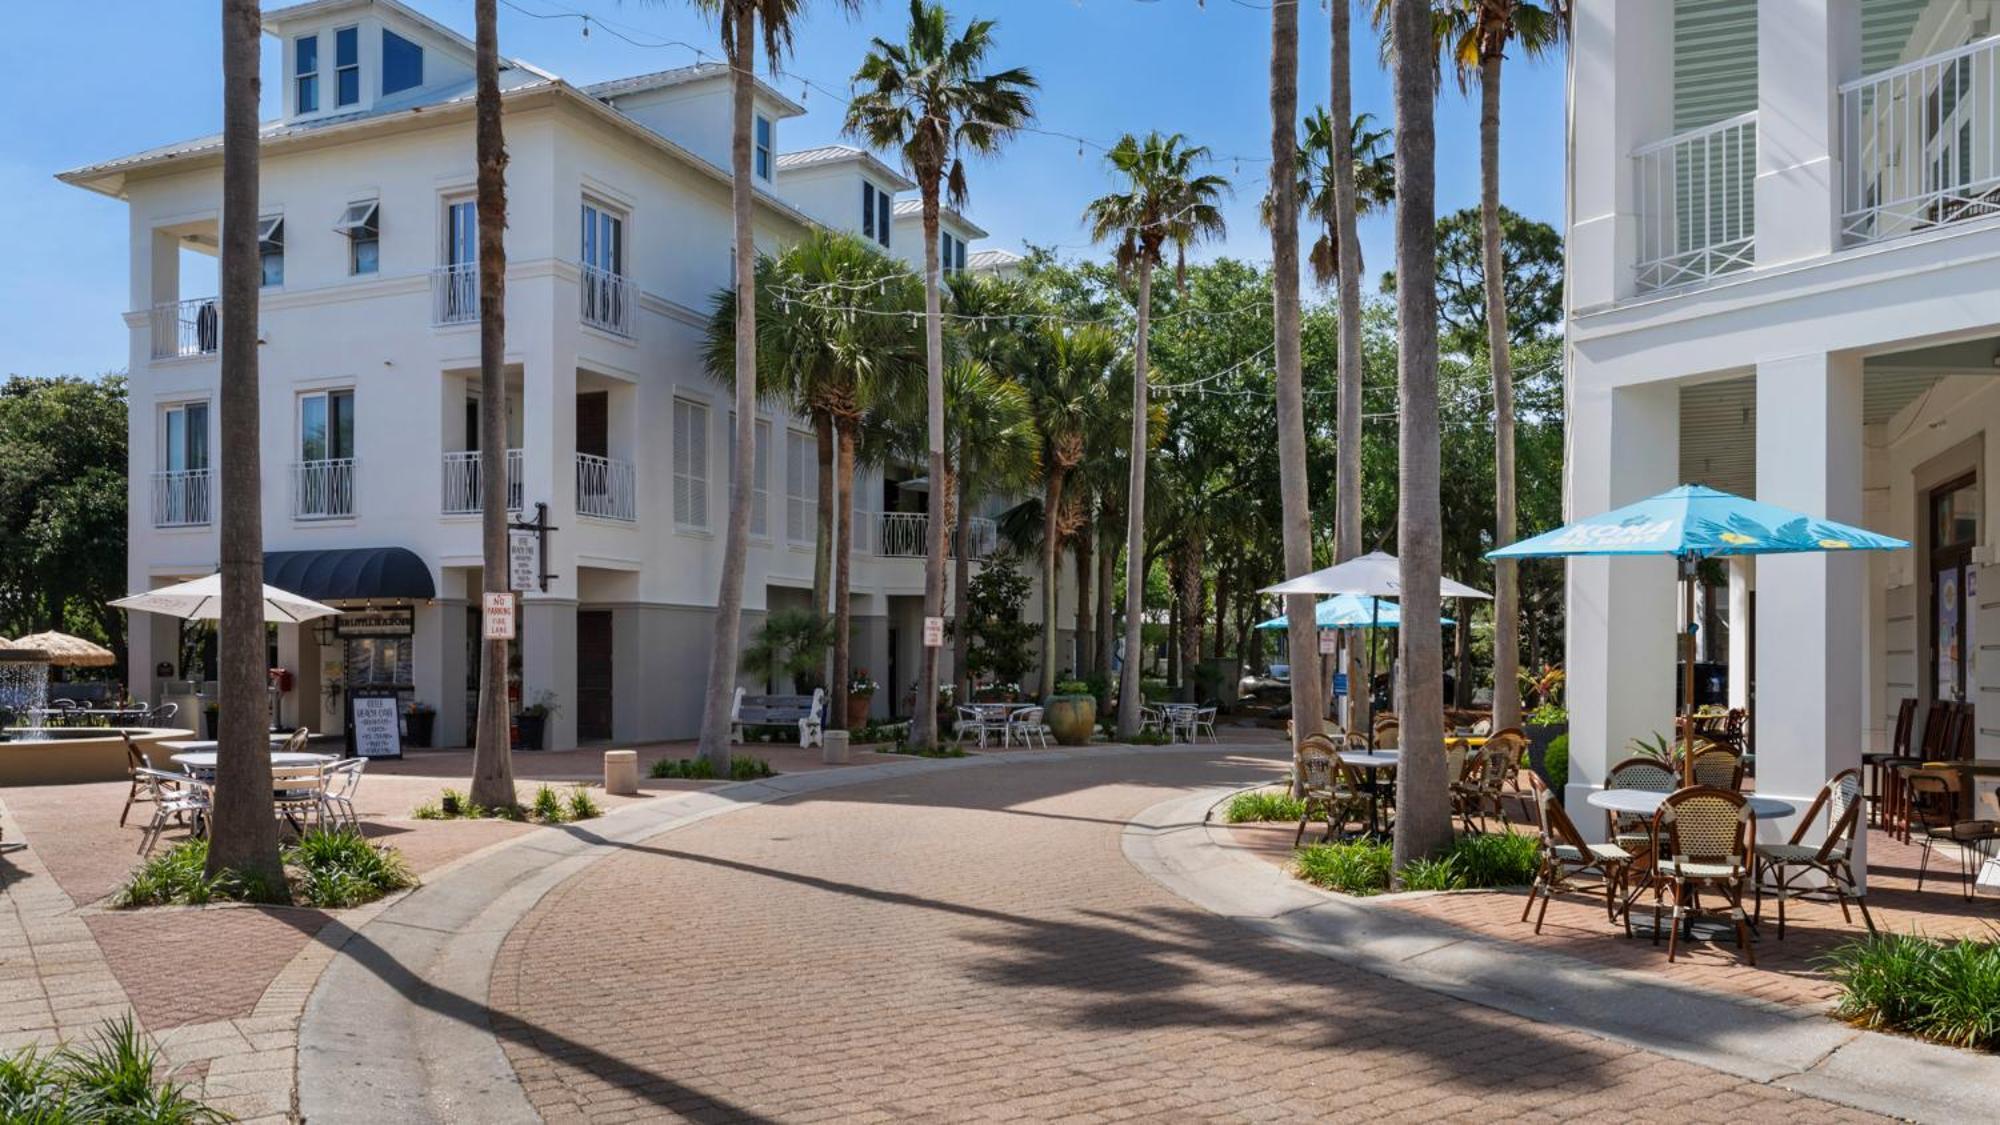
top-left (345, 686), bottom-right (404, 760)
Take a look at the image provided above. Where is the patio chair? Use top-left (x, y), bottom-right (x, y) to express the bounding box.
top-left (1863, 698), bottom-right (1917, 828)
top-left (1295, 735), bottom-right (1370, 845)
top-left (1603, 757), bottom-right (1677, 852)
top-left (1007, 706), bottom-right (1049, 750)
top-left (954, 706), bottom-right (1000, 749)
top-left (1643, 786), bottom-right (1758, 965)
top-left (271, 764), bottom-right (328, 834)
top-left (1521, 771), bottom-right (1632, 932)
top-left (1690, 746), bottom-right (1745, 790)
top-left (319, 758), bottom-right (367, 831)
top-left (1754, 767), bottom-right (1873, 937)
top-left (1140, 705), bottom-right (1165, 738)
top-left (1190, 706), bottom-right (1218, 744)
top-left (1909, 772), bottom-right (2000, 901)
top-left (118, 730), bottom-right (155, 828)
top-left (1459, 742), bottom-right (1517, 833)
top-left (1373, 720), bottom-right (1400, 750)
top-left (134, 767), bottom-right (211, 855)
top-left (1486, 728), bottom-right (1528, 792)
top-left (144, 701), bottom-right (180, 726)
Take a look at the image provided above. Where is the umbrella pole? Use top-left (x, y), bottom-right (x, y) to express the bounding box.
top-left (1366, 601), bottom-right (1380, 748)
top-left (1682, 560), bottom-right (1697, 788)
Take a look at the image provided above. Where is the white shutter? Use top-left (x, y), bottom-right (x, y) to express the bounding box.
top-left (786, 429), bottom-right (811, 542)
top-left (672, 400), bottom-right (691, 524)
top-left (753, 419), bottom-right (770, 538)
top-left (674, 398), bottom-right (709, 529)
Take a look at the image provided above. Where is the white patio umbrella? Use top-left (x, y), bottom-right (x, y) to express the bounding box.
top-left (110, 574), bottom-right (339, 623)
top-left (1260, 551), bottom-right (1492, 742)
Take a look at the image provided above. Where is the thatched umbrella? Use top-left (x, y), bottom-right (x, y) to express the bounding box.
top-left (5, 631), bottom-right (116, 668)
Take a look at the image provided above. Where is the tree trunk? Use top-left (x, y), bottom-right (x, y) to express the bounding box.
top-left (469, 0), bottom-right (516, 811)
top-left (1212, 565), bottom-right (1229, 662)
top-left (1390, 0), bottom-right (1451, 872)
top-left (954, 473), bottom-right (973, 703)
top-left (814, 414), bottom-right (835, 686)
top-left (1271, 0), bottom-right (1323, 780)
top-left (1331, 0), bottom-right (1367, 735)
top-left (1115, 263), bottom-right (1154, 737)
top-left (208, 0), bottom-right (287, 892)
top-left (1073, 522), bottom-right (1094, 677)
top-left (696, 7), bottom-right (760, 771)
top-left (1095, 518), bottom-right (1116, 693)
top-left (1483, 49), bottom-right (1522, 732)
top-left (1176, 536), bottom-right (1204, 702)
top-left (1040, 467), bottom-right (1064, 695)
top-left (831, 423), bottom-right (857, 729)
top-left (911, 182), bottom-right (948, 747)
top-left (1454, 612), bottom-right (1473, 709)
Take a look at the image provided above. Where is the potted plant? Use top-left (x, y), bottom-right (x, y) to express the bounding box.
top-left (1044, 678), bottom-right (1097, 746)
top-left (404, 700), bottom-right (437, 748)
top-left (846, 670), bottom-right (879, 730)
top-left (516, 691), bottom-right (559, 751)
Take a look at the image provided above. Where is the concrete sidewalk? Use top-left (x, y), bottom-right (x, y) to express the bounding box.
top-left (1123, 786), bottom-right (2000, 1125)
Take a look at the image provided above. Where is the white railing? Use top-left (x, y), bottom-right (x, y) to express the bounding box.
top-left (441, 449), bottom-right (523, 514)
top-left (875, 513), bottom-right (997, 560)
top-left (1632, 112), bottom-right (1757, 292)
top-left (579, 263), bottom-right (633, 337)
top-left (150, 298), bottom-right (220, 360)
top-left (151, 469), bottom-right (212, 527)
top-left (291, 458), bottom-right (356, 520)
top-left (575, 453), bottom-right (635, 522)
top-left (1842, 35), bottom-right (2000, 245)
top-left (431, 263), bottom-right (479, 325)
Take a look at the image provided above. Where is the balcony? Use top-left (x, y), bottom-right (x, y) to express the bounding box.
top-left (150, 298), bottom-right (220, 360)
top-left (431, 263), bottom-right (478, 325)
top-left (875, 512), bottom-right (997, 560)
top-left (575, 453), bottom-right (635, 522)
top-left (1632, 112), bottom-right (1756, 293)
top-left (1842, 35), bottom-right (2000, 246)
top-left (291, 458), bottom-right (356, 520)
top-left (579, 263), bottom-right (633, 337)
top-left (441, 449), bottom-right (523, 515)
top-left (150, 469), bottom-right (212, 527)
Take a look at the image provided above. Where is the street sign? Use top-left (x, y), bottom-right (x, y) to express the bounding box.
top-left (923, 616), bottom-right (944, 648)
top-left (483, 591), bottom-right (517, 640)
top-left (509, 529), bottom-right (538, 592)
top-left (1317, 628), bottom-right (1338, 655)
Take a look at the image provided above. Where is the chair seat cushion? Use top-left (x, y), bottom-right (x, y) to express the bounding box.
top-left (1656, 859), bottom-right (1744, 879)
top-left (1552, 842), bottom-right (1631, 864)
top-left (1927, 820), bottom-right (2000, 842)
top-left (1613, 832), bottom-right (1653, 851)
top-left (1760, 843), bottom-right (1846, 864)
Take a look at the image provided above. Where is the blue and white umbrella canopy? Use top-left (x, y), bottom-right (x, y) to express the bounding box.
top-left (1488, 484), bottom-right (1908, 561)
top-left (1253, 594), bottom-right (1454, 631)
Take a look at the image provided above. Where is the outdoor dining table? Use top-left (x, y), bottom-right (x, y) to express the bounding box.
top-left (1339, 749), bottom-right (1400, 836)
top-left (968, 704), bottom-right (1035, 747)
top-left (1585, 788), bottom-right (1797, 822)
top-left (165, 749), bottom-right (337, 774)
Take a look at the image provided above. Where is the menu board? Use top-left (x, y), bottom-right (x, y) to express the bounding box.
top-left (346, 686), bottom-right (405, 760)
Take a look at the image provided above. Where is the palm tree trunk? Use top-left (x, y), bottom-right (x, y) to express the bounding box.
top-left (1115, 261), bottom-right (1154, 737)
top-left (1331, 0), bottom-right (1367, 734)
top-left (831, 423), bottom-right (857, 729)
top-left (953, 475), bottom-right (973, 704)
top-left (911, 185), bottom-right (947, 748)
top-left (208, 0), bottom-right (285, 891)
top-left (1390, 0), bottom-right (1450, 871)
top-left (1095, 519), bottom-right (1116, 692)
top-left (1271, 0), bottom-right (1323, 777)
top-left (696, 6), bottom-right (760, 771)
top-left (814, 415), bottom-right (835, 621)
top-left (1175, 536), bottom-right (1204, 701)
top-left (1074, 523), bottom-right (1094, 677)
top-left (1040, 467), bottom-right (1063, 695)
top-left (470, 0), bottom-right (515, 811)
top-left (1482, 49), bottom-right (1522, 732)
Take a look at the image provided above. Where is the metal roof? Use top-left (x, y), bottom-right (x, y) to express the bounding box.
top-left (775, 144), bottom-right (916, 190)
top-left (891, 198), bottom-right (988, 239)
top-left (583, 62), bottom-right (805, 117)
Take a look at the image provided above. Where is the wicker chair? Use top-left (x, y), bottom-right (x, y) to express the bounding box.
top-left (1754, 767), bottom-right (1873, 937)
top-left (1643, 786), bottom-right (1758, 965)
top-left (1486, 728), bottom-right (1529, 793)
top-left (1373, 720), bottom-right (1400, 750)
top-left (1522, 772), bottom-right (1631, 931)
top-left (1456, 743), bottom-right (1517, 834)
top-left (1690, 747), bottom-right (1745, 790)
top-left (1294, 736), bottom-right (1369, 845)
top-left (1604, 757), bottom-right (1677, 853)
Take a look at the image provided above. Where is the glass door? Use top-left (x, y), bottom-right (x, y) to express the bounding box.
top-left (1931, 474), bottom-right (1979, 704)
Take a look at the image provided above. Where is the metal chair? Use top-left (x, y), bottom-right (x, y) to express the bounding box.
top-left (1910, 773), bottom-right (2000, 901)
top-left (318, 758), bottom-right (368, 831)
top-left (1191, 706), bottom-right (1218, 743)
top-left (134, 768), bottom-right (211, 855)
top-left (1755, 767), bottom-right (1873, 937)
top-left (145, 701), bottom-right (180, 726)
top-left (953, 706), bottom-right (1001, 748)
top-left (1643, 786), bottom-right (1758, 965)
top-left (1521, 772), bottom-right (1632, 932)
top-left (1863, 698), bottom-right (1916, 827)
top-left (1006, 706), bottom-right (1049, 750)
top-left (118, 730), bottom-right (154, 828)
top-left (271, 764), bottom-right (328, 834)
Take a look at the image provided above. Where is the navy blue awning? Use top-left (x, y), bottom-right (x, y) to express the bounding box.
top-left (263, 547), bottom-right (435, 602)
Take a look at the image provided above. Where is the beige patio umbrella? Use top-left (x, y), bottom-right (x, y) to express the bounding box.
top-left (4, 631), bottom-right (115, 668)
top-left (110, 574), bottom-right (338, 624)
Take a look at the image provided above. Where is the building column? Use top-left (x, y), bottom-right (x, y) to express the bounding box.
top-left (272, 624), bottom-right (320, 733)
top-left (521, 597), bottom-right (578, 751)
top-left (1566, 378), bottom-right (1680, 820)
top-left (1754, 0), bottom-right (1859, 266)
top-left (1755, 352), bottom-right (1864, 854)
top-left (1567, 0), bottom-right (1673, 310)
top-left (1727, 558), bottom-right (1754, 712)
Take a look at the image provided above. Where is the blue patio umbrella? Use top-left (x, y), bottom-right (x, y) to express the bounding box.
top-left (1252, 593), bottom-right (1454, 631)
top-left (1488, 484), bottom-right (1909, 784)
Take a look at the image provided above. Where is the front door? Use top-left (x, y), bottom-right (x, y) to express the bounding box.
top-left (577, 610), bottom-right (613, 741)
top-left (1931, 474), bottom-right (1979, 708)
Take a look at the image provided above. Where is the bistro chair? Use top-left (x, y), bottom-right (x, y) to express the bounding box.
top-left (1190, 706), bottom-right (1218, 744)
top-left (1522, 772), bottom-right (1631, 932)
top-left (954, 706), bottom-right (999, 748)
top-left (318, 758), bottom-right (368, 831)
top-left (1863, 698), bottom-right (1917, 828)
top-left (1644, 786), bottom-right (1758, 965)
top-left (1486, 728), bottom-right (1529, 793)
top-left (1604, 757), bottom-right (1678, 853)
top-left (1294, 735), bottom-right (1369, 845)
top-left (134, 768), bottom-right (211, 855)
top-left (1909, 772), bottom-right (2000, 901)
top-left (1373, 720), bottom-right (1400, 750)
top-left (1007, 706), bottom-right (1049, 750)
top-left (145, 701), bottom-right (180, 727)
top-left (1755, 767), bottom-right (1873, 937)
top-left (271, 764), bottom-right (328, 835)
top-left (1455, 743), bottom-right (1516, 834)
top-left (118, 730), bottom-right (155, 828)
top-left (1690, 746), bottom-right (1745, 790)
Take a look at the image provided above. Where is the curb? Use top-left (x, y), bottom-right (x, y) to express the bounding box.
top-left (1122, 786), bottom-right (2000, 1125)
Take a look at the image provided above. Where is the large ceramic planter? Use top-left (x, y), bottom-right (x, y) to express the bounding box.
top-left (1045, 694), bottom-right (1097, 746)
top-left (516, 713), bottom-right (548, 751)
top-left (1524, 722), bottom-right (1568, 794)
top-left (404, 710), bottom-right (436, 748)
top-left (846, 693), bottom-right (874, 730)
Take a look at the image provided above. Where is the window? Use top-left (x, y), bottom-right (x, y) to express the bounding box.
top-left (300, 389), bottom-right (355, 463)
top-left (336, 199), bottom-right (379, 275)
top-left (580, 201), bottom-right (623, 275)
top-left (446, 199), bottom-right (476, 265)
top-left (786, 428), bottom-right (816, 543)
top-left (940, 231), bottom-right (963, 275)
top-left (163, 403), bottom-right (209, 472)
top-left (334, 26), bottom-right (360, 107)
top-left (955, 237), bottom-right (967, 274)
top-left (673, 397), bottom-right (709, 529)
top-left (879, 189), bottom-right (892, 249)
top-left (731, 415), bottom-right (771, 538)
top-left (862, 183), bottom-right (891, 248)
top-left (754, 115), bottom-right (773, 180)
top-left (295, 35), bottom-right (319, 113)
top-left (382, 29), bottom-right (424, 95)
top-left (258, 216), bottom-right (285, 287)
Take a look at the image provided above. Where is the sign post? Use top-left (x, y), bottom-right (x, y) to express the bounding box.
top-left (483, 592), bottom-right (517, 641)
top-left (507, 502), bottom-right (559, 593)
top-left (922, 616), bottom-right (944, 648)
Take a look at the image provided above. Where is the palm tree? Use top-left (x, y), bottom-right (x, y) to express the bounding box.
top-left (846, 0), bottom-right (1036, 747)
top-left (1265, 2), bottom-right (1323, 773)
top-left (469, 0), bottom-right (516, 812)
top-left (207, 0), bottom-right (286, 892)
top-left (943, 356), bottom-right (1036, 697)
top-left (687, 0), bottom-right (867, 772)
top-left (1084, 132), bottom-right (1229, 737)
top-left (1265, 109), bottom-right (1394, 285)
top-left (1388, 0), bottom-right (1452, 869)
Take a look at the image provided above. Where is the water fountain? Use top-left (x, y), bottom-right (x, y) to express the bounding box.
top-left (0, 648), bottom-right (51, 739)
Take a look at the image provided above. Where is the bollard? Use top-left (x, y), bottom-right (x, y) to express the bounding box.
top-left (821, 729), bottom-right (851, 765)
top-left (603, 749), bottom-right (639, 796)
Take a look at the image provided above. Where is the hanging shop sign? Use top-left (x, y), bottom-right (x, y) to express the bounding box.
top-left (335, 607), bottom-right (415, 638)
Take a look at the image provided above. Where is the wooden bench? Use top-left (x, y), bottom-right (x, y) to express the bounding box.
top-left (729, 687), bottom-right (825, 749)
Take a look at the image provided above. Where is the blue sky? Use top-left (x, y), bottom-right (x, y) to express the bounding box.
top-left (0, 0), bottom-right (1565, 379)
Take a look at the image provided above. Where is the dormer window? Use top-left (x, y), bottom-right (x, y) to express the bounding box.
top-left (382, 29), bottom-right (424, 95)
top-left (334, 27), bottom-right (360, 108)
top-left (258, 216), bottom-right (285, 288)
top-left (861, 183), bottom-right (890, 248)
top-left (295, 36), bottom-right (319, 114)
top-left (940, 231), bottom-right (965, 276)
top-left (754, 115), bottom-right (773, 180)
top-left (335, 200), bottom-right (379, 275)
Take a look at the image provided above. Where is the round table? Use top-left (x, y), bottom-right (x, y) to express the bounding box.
top-left (1338, 750), bottom-right (1400, 836)
top-left (1586, 788), bottom-right (1797, 820)
top-left (168, 750), bottom-right (336, 772)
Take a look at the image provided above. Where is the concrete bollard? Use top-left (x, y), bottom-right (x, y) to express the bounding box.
top-left (603, 749), bottom-right (639, 796)
top-left (822, 729), bottom-right (851, 765)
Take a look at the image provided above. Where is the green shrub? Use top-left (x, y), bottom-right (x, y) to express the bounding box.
top-left (284, 828), bottom-right (415, 909)
top-left (1825, 933), bottom-right (2000, 1049)
top-left (1446, 831), bottom-right (1542, 888)
top-left (648, 755), bottom-right (774, 780)
top-left (414, 786), bottom-right (531, 821)
top-left (1224, 790), bottom-right (1307, 823)
top-left (1294, 839), bottom-right (1393, 895)
top-left (566, 786), bottom-right (602, 820)
top-left (1396, 855), bottom-right (1466, 892)
top-left (1543, 734), bottom-right (1569, 792)
top-left (115, 840), bottom-right (234, 907)
top-left (530, 784), bottom-right (567, 823)
top-left (1053, 679), bottom-right (1091, 695)
top-left (0, 1016), bottom-right (226, 1123)
top-left (887, 742), bottom-right (968, 758)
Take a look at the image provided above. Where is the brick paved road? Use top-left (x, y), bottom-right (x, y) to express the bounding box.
top-left (489, 749), bottom-right (1888, 1123)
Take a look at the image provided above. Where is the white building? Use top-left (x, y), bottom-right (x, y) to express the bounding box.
top-left (60, 0), bottom-right (1065, 750)
top-left (1566, 0), bottom-right (2000, 829)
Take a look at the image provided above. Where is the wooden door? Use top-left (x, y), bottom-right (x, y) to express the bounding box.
top-left (577, 610), bottom-right (613, 741)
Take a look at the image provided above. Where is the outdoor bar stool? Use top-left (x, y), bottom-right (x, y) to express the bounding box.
top-left (1863, 698), bottom-right (1917, 829)
top-left (1754, 767), bottom-right (1873, 937)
